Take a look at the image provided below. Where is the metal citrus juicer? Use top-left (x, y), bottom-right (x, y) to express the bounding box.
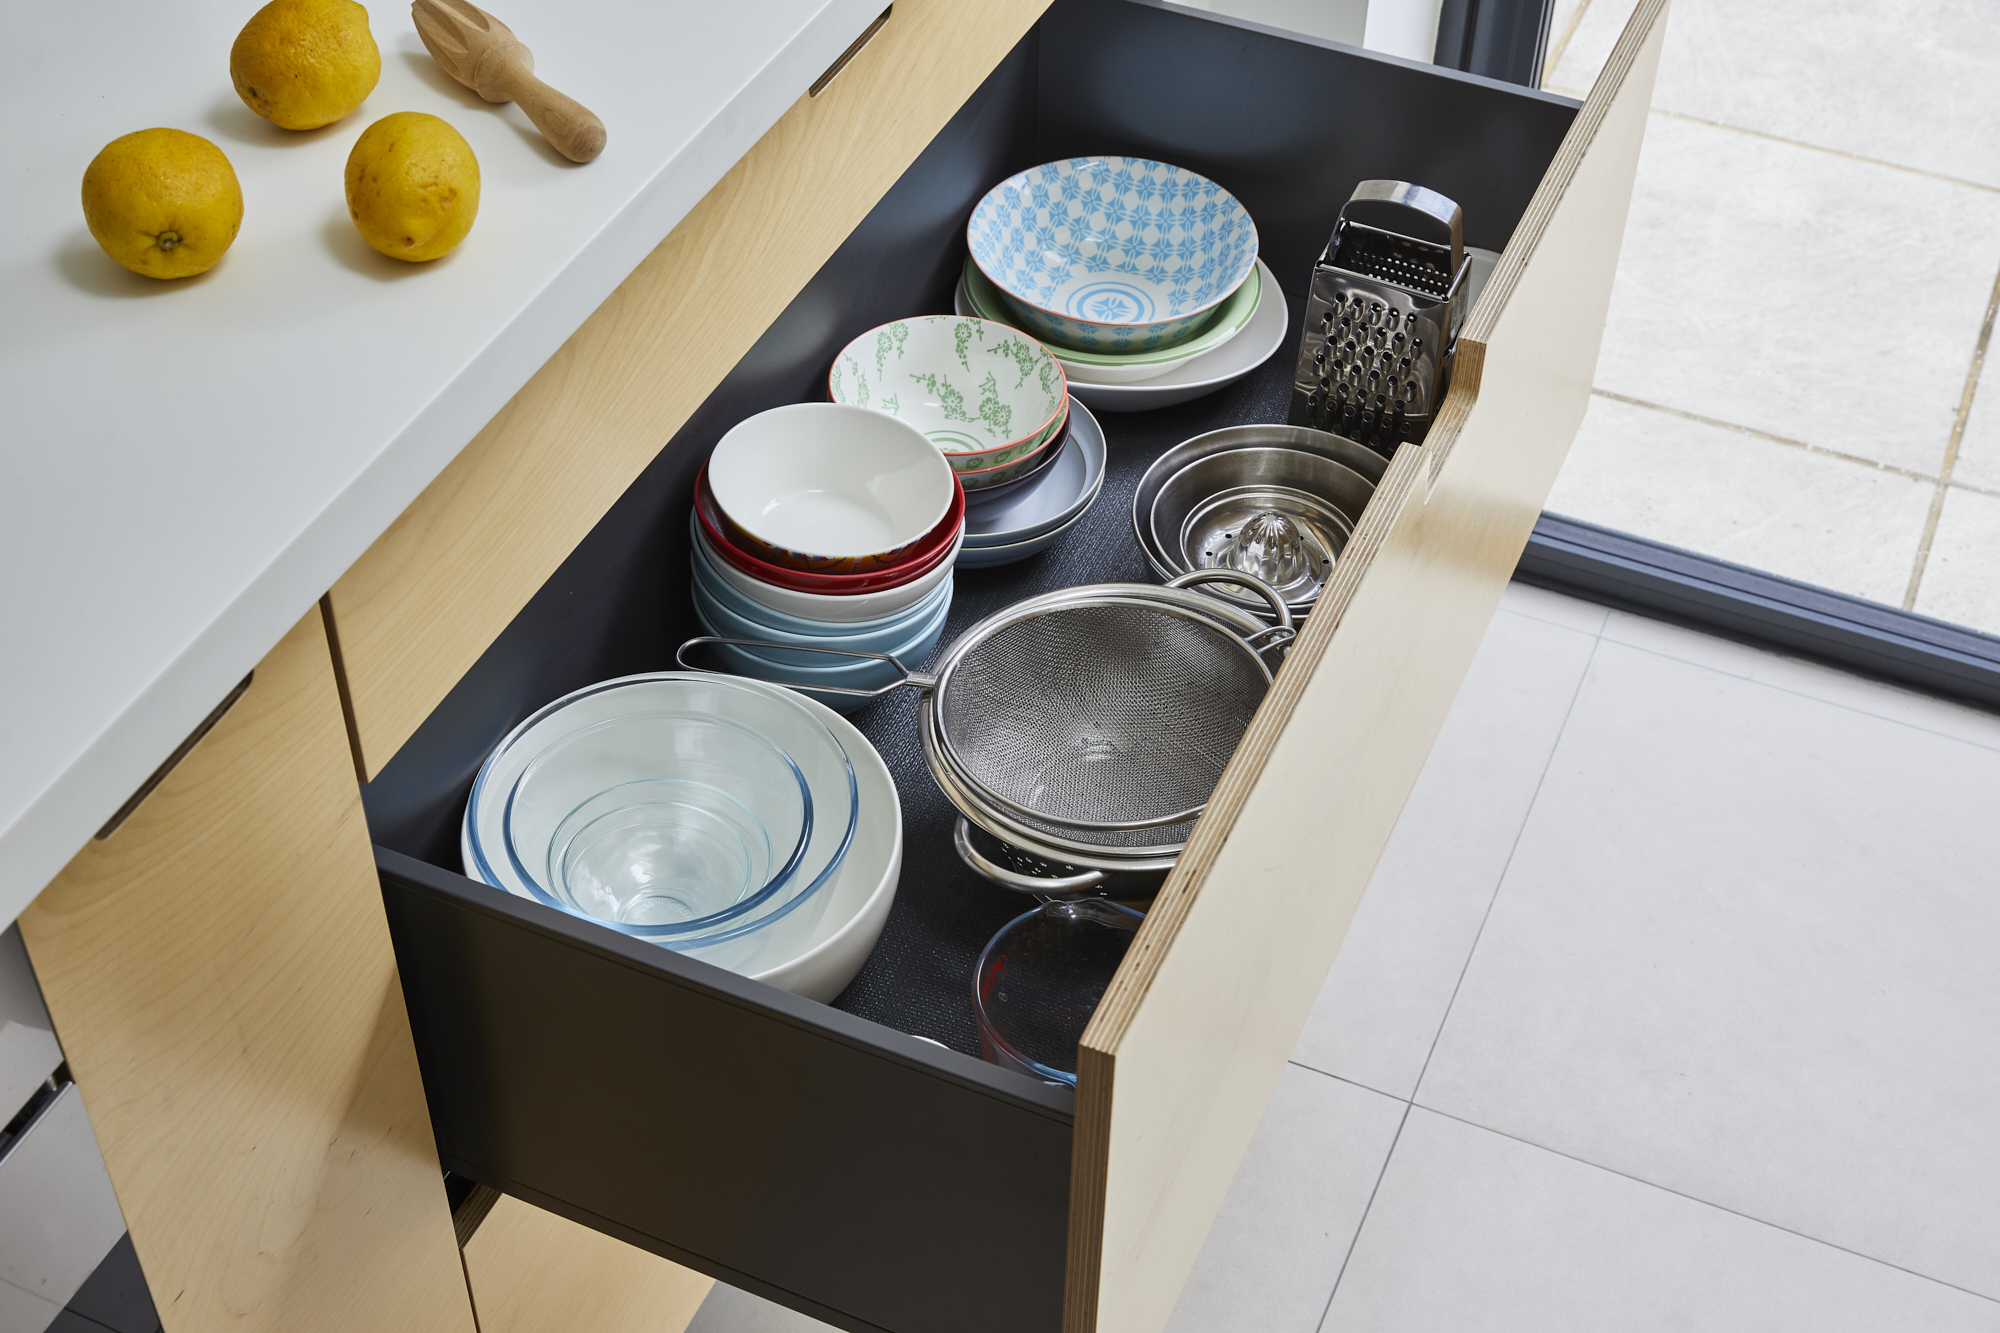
top-left (1288, 180), bottom-right (1472, 457)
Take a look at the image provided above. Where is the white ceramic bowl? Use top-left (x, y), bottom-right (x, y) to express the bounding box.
top-left (691, 512), bottom-right (962, 624)
top-left (707, 402), bottom-right (955, 570)
top-left (681, 687), bottom-right (902, 1001)
top-left (828, 316), bottom-right (1066, 469)
top-left (967, 156), bottom-right (1259, 352)
top-left (955, 501), bottom-right (1095, 569)
top-left (460, 681), bottom-right (901, 1001)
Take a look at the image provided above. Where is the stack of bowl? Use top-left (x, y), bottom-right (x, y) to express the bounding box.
top-left (1132, 424), bottom-right (1386, 622)
top-left (957, 396), bottom-right (1109, 568)
top-left (689, 402), bottom-right (965, 709)
top-left (828, 315), bottom-right (1069, 496)
top-left (463, 672), bottom-right (903, 1002)
top-left (965, 157), bottom-right (1270, 406)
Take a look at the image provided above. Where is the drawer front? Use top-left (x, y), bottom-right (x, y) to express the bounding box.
top-left (369, 4), bottom-right (1660, 1333)
top-left (1069, 7), bottom-right (1668, 1333)
top-left (325, 0), bottom-right (1054, 782)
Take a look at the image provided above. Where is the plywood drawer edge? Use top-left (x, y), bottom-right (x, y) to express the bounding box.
top-left (327, 0), bottom-right (1054, 780)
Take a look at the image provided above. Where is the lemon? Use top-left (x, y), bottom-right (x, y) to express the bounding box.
top-left (81, 129), bottom-right (244, 280)
top-left (231, 0), bottom-right (380, 131)
top-left (344, 112), bottom-right (480, 262)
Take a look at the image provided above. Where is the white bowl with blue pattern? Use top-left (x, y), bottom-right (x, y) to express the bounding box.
top-left (967, 156), bottom-right (1259, 353)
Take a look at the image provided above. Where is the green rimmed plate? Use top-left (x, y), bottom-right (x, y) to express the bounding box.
top-left (962, 257), bottom-right (1259, 381)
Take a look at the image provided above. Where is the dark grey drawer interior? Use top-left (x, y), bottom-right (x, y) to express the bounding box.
top-left (372, 6), bottom-right (1578, 1331)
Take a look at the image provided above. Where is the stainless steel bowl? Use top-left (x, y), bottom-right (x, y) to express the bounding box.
top-left (1133, 425), bottom-right (1384, 618)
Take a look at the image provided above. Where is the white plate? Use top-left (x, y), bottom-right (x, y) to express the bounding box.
top-left (959, 257), bottom-right (1285, 413)
top-left (955, 494), bottom-right (1098, 568)
top-left (461, 680), bottom-right (902, 1002)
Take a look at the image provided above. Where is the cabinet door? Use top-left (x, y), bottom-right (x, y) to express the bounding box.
top-left (1065, 6), bottom-right (1669, 1333)
top-left (324, 0), bottom-right (1054, 781)
top-left (18, 607), bottom-right (473, 1333)
top-left (463, 1194), bottom-right (714, 1333)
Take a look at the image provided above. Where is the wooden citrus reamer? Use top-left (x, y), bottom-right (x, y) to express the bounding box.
top-left (412, 0), bottom-right (608, 163)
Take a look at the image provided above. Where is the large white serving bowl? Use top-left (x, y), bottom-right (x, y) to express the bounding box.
top-left (461, 681), bottom-right (901, 1001)
top-left (462, 674), bottom-right (857, 951)
top-left (691, 512), bottom-right (962, 624)
top-left (707, 402), bottom-right (955, 569)
top-left (967, 156), bottom-right (1258, 352)
top-left (682, 688), bottom-right (902, 1001)
top-left (958, 257), bottom-right (1287, 413)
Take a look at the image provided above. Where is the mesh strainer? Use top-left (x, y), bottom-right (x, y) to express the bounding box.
top-left (679, 570), bottom-right (1291, 864)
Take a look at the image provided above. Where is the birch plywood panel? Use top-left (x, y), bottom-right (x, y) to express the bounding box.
top-left (1065, 6), bottom-right (1670, 1332)
top-left (464, 1194), bottom-right (714, 1333)
top-left (17, 608), bottom-right (472, 1333)
top-left (326, 0), bottom-right (1052, 779)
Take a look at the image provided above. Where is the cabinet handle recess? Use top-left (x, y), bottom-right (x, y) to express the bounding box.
top-left (810, 5), bottom-right (892, 97)
top-left (94, 672), bottom-right (254, 841)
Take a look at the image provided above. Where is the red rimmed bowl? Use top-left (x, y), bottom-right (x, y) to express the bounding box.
top-left (695, 467), bottom-right (965, 596)
top-left (707, 403), bottom-right (957, 573)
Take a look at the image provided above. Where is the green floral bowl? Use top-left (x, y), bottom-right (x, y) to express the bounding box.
top-left (828, 316), bottom-right (1067, 473)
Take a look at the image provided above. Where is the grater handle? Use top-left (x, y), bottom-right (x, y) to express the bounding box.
top-left (1341, 180), bottom-right (1463, 278)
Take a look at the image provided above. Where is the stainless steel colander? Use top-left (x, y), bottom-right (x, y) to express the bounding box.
top-left (679, 570), bottom-right (1290, 886)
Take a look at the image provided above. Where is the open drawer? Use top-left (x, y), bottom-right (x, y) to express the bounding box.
top-left (367, 3), bottom-right (1666, 1331)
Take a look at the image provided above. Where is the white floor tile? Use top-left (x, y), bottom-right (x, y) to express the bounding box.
top-left (1543, 0), bottom-right (1641, 95)
top-left (1554, 0), bottom-right (2000, 189)
top-left (1292, 610), bottom-right (1598, 1097)
top-left (1497, 582), bottom-right (1609, 636)
top-left (1600, 609), bottom-right (2000, 753)
top-left (1326, 1109), bottom-right (2000, 1332)
top-left (1952, 370), bottom-right (2000, 494)
top-left (1416, 642), bottom-right (2000, 1297)
top-left (1913, 486), bottom-right (2000, 637)
top-left (1547, 394), bottom-right (1935, 604)
top-left (686, 1281), bottom-right (839, 1333)
top-left (1589, 114), bottom-right (2000, 477)
top-left (1163, 1068), bottom-right (1405, 1333)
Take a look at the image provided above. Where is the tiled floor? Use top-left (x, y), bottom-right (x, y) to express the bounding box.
top-left (1543, 0), bottom-right (2000, 631)
top-left (686, 583), bottom-right (2000, 1332)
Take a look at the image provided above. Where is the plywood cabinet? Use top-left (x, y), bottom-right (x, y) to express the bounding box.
top-left (14, 3), bottom-right (1664, 1331)
top-left (17, 607), bottom-right (472, 1333)
top-left (365, 4), bottom-right (1669, 1333)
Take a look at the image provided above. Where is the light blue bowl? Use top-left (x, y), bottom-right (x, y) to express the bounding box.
top-left (691, 572), bottom-right (951, 664)
top-left (691, 533), bottom-right (952, 638)
top-left (967, 157), bottom-right (1258, 353)
top-left (700, 604), bottom-right (950, 714)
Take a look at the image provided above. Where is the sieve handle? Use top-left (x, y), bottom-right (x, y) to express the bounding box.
top-left (1166, 569), bottom-right (1294, 631)
top-left (675, 636), bottom-right (936, 698)
top-left (953, 818), bottom-right (1110, 897)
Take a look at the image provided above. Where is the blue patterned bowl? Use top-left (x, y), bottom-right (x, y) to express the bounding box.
top-left (967, 157), bottom-right (1258, 353)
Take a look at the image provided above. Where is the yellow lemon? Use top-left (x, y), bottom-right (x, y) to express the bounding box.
top-left (344, 112), bottom-right (480, 262)
top-left (231, 0), bottom-right (380, 131)
top-left (81, 129), bottom-right (244, 280)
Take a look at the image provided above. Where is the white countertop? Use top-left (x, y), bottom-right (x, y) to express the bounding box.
top-left (0, 0), bottom-right (884, 924)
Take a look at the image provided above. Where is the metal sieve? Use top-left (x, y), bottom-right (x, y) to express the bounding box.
top-left (679, 571), bottom-right (1291, 857)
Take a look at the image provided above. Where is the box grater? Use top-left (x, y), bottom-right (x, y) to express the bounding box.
top-left (1288, 180), bottom-right (1472, 456)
